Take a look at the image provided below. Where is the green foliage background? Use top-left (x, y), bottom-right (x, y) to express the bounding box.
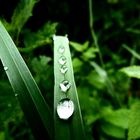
top-left (0, 0), bottom-right (140, 139)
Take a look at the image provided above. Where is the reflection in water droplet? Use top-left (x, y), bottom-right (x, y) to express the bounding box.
top-left (60, 65), bottom-right (68, 74)
top-left (58, 56), bottom-right (66, 65)
top-left (58, 46), bottom-right (65, 53)
top-left (60, 80), bottom-right (71, 92)
top-left (57, 98), bottom-right (74, 120)
top-left (4, 66), bottom-right (8, 71)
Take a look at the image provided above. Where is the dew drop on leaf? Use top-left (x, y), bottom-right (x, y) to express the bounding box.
top-left (58, 46), bottom-right (65, 53)
top-left (58, 56), bottom-right (67, 65)
top-left (59, 80), bottom-right (71, 92)
top-left (60, 65), bottom-right (68, 74)
top-left (57, 98), bottom-right (74, 120)
top-left (7, 103), bottom-right (12, 107)
top-left (15, 94), bottom-right (18, 97)
top-left (4, 66), bottom-right (8, 71)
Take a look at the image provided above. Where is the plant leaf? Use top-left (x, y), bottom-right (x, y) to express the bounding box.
top-left (20, 22), bottom-right (58, 52)
top-left (128, 102), bottom-right (140, 140)
top-left (120, 65), bottom-right (140, 79)
top-left (11, 0), bottom-right (38, 33)
top-left (0, 21), bottom-right (53, 140)
top-left (0, 132), bottom-right (5, 140)
top-left (70, 41), bottom-right (89, 52)
top-left (53, 35), bottom-right (86, 140)
top-left (101, 122), bottom-right (125, 139)
top-left (90, 62), bottom-right (121, 106)
top-left (103, 108), bottom-right (129, 129)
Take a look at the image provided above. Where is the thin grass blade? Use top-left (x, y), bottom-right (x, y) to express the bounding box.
top-left (53, 35), bottom-right (86, 140)
top-left (0, 21), bottom-right (53, 140)
top-left (122, 44), bottom-right (140, 60)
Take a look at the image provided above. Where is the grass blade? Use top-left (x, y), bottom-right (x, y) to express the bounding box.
top-left (0, 21), bottom-right (53, 140)
top-left (90, 62), bottom-right (121, 107)
top-left (122, 44), bottom-right (140, 60)
top-left (53, 35), bottom-right (86, 140)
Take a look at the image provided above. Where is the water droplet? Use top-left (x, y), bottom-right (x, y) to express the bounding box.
top-left (58, 56), bottom-right (67, 65)
top-left (57, 98), bottom-right (74, 120)
top-left (60, 65), bottom-right (68, 74)
top-left (4, 66), bottom-right (8, 71)
top-left (15, 94), bottom-right (18, 97)
top-left (53, 35), bottom-right (56, 41)
top-left (60, 80), bottom-right (71, 92)
top-left (7, 103), bottom-right (12, 107)
top-left (58, 46), bottom-right (65, 53)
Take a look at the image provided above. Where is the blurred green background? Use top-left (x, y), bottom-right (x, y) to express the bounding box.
top-left (0, 0), bottom-right (140, 139)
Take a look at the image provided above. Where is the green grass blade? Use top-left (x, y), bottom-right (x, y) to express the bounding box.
top-left (122, 44), bottom-right (140, 60)
top-left (0, 21), bottom-right (53, 140)
top-left (53, 35), bottom-right (86, 140)
top-left (90, 62), bottom-right (121, 107)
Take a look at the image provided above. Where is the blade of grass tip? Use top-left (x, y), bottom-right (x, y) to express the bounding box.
top-left (0, 21), bottom-right (53, 140)
top-left (122, 44), bottom-right (140, 60)
top-left (53, 35), bottom-right (86, 140)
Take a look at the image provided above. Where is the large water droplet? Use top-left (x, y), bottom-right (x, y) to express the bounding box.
top-left (58, 56), bottom-right (66, 65)
top-left (59, 80), bottom-right (71, 92)
top-left (60, 65), bottom-right (68, 74)
top-left (58, 46), bottom-right (65, 53)
top-left (4, 66), bottom-right (8, 71)
top-left (57, 98), bottom-right (74, 120)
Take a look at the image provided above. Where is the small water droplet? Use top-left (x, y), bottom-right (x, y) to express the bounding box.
top-left (4, 66), bottom-right (8, 71)
top-left (60, 80), bottom-right (71, 92)
top-left (60, 65), bottom-right (68, 74)
top-left (57, 98), bottom-right (74, 120)
top-left (7, 103), bottom-right (12, 107)
top-left (15, 94), bottom-right (18, 97)
top-left (53, 35), bottom-right (56, 41)
top-left (58, 46), bottom-right (65, 53)
top-left (58, 56), bottom-right (67, 65)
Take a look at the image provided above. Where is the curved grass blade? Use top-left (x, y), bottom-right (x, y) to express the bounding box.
top-left (0, 21), bottom-right (53, 140)
top-left (53, 35), bottom-right (86, 140)
top-left (90, 62), bottom-right (121, 107)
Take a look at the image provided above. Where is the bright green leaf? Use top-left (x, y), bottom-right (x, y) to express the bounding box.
top-left (72, 58), bottom-right (83, 72)
top-left (104, 108), bottom-right (129, 129)
top-left (101, 122), bottom-right (125, 139)
top-left (82, 47), bottom-right (98, 60)
top-left (86, 71), bottom-right (106, 89)
top-left (70, 41), bottom-right (89, 52)
top-left (0, 132), bottom-right (5, 140)
top-left (120, 65), bottom-right (140, 79)
top-left (128, 102), bottom-right (140, 140)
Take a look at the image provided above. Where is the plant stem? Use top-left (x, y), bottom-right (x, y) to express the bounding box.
top-left (88, 1), bottom-right (122, 107)
top-left (88, 0), bottom-right (104, 68)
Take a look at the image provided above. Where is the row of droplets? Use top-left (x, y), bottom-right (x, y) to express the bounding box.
top-left (4, 66), bottom-right (18, 97)
top-left (56, 44), bottom-right (74, 120)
